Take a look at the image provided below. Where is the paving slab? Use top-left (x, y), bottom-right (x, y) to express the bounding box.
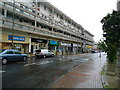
top-left (49, 53), bottom-right (106, 88)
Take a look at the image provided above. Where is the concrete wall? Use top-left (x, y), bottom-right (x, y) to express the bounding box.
top-left (117, 0), bottom-right (120, 11)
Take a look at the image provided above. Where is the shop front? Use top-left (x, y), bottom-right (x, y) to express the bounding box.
top-left (31, 38), bottom-right (48, 54)
top-left (73, 44), bottom-right (78, 54)
top-left (48, 40), bottom-right (59, 55)
top-left (60, 42), bottom-right (73, 55)
top-left (85, 45), bottom-right (93, 53)
top-left (2, 35), bottom-right (29, 53)
top-left (77, 44), bottom-right (82, 53)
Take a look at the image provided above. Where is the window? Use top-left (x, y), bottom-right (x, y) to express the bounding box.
top-left (19, 19), bottom-right (23, 22)
top-left (33, 2), bottom-right (35, 4)
top-left (37, 13), bottom-right (39, 15)
top-left (15, 2), bottom-right (20, 6)
top-left (28, 8), bottom-right (32, 12)
top-left (0, 1), bottom-right (3, 5)
top-left (6, 51), bottom-right (14, 54)
top-left (24, 12), bottom-right (29, 16)
top-left (8, 0), bottom-right (14, 3)
top-left (7, 11), bottom-right (13, 19)
top-left (14, 51), bottom-right (21, 54)
top-left (20, 4), bottom-right (23, 8)
top-left (44, 6), bottom-right (46, 10)
top-left (57, 14), bottom-right (58, 17)
top-left (16, 8), bottom-right (20, 12)
top-left (2, 9), bottom-right (4, 16)
top-left (32, 10), bottom-right (35, 13)
top-left (38, 3), bottom-right (40, 7)
top-left (25, 6), bottom-right (29, 10)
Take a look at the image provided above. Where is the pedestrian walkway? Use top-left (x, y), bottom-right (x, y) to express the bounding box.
top-left (49, 53), bottom-right (106, 88)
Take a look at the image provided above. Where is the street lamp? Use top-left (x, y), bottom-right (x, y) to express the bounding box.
top-left (11, 0), bottom-right (15, 49)
top-left (99, 39), bottom-right (102, 57)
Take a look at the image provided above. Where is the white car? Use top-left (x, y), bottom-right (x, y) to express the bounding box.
top-left (35, 49), bottom-right (54, 58)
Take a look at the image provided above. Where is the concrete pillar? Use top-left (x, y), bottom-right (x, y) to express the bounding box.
top-left (29, 37), bottom-right (31, 53)
top-left (4, 10), bottom-right (7, 17)
top-left (63, 15), bottom-right (65, 25)
top-left (35, 21), bottom-right (37, 27)
top-left (0, 29), bottom-right (2, 50)
top-left (52, 7), bottom-right (54, 18)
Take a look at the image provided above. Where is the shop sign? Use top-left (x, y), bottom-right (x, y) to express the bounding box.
top-left (61, 42), bottom-right (71, 46)
top-left (31, 38), bottom-right (47, 43)
top-left (49, 40), bottom-right (59, 45)
top-left (86, 45), bottom-right (93, 48)
top-left (73, 44), bottom-right (78, 47)
top-left (8, 35), bottom-right (25, 41)
top-left (78, 44), bottom-right (82, 47)
top-left (61, 42), bottom-right (67, 46)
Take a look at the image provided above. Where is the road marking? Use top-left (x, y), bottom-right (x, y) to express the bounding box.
top-left (0, 70), bottom-right (5, 73)
top-left (24, 63), bottom-right (36, 66)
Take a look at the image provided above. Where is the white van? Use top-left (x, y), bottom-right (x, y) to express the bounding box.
top-left (35, 49), bottom-right (54, 58)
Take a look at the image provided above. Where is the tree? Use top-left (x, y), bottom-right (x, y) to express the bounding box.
top-left (101, 10), bottom-right (120, 61)
top-left (97, 41), bottom-right (107, 52)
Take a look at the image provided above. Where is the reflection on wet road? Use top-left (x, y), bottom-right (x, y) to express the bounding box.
top-left (2, 53), bottom-right (100, 88)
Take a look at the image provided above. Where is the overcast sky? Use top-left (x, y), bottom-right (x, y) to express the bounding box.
top-left (47, 0), bottom-right (117, 42)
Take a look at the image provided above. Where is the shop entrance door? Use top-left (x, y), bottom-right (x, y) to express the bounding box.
top-left (31, 45), bottom-right (33, 54)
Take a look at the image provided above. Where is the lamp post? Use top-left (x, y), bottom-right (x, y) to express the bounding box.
top-left (11, 0), bottom-right (15, 49)
top-left (99, 39), bottom-right (102, 57)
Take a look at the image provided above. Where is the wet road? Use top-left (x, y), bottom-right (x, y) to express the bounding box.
top-left (2, 53), bottom-right (101, 88)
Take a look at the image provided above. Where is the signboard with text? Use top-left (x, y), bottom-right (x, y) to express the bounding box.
top-left (49, 40), bottom-right (59, 46)
top-left (8, 35), bottom-right (25, 41)
top-left (31, 38), bottom-right (47, 43)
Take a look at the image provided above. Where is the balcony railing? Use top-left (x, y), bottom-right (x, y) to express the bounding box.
top-left (1, 18), bottom-right (81, 43)
top-left (3, 2), bottom-right (83, 38)
top-left (1, 2), bottom-right (88, 43)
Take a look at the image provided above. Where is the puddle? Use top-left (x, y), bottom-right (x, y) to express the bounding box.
top-left (82, 58), bottom-right (89, 61)
top-left (24, 63), bottom-right (36, 66)
top-left (39, 61), bottom-right (53, 65)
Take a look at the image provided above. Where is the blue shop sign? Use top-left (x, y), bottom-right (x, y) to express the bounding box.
top-left (8, 35), bottom-right (25, 41)
top-left (49, 40), bottom-right (59, 45)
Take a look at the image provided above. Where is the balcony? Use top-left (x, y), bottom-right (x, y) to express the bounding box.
top-left (1, 2), bottom-right (84, 43)
top-left (1, 17), bottom-right (82, 43)
top-left (2, 2), bottom-right (80, 38)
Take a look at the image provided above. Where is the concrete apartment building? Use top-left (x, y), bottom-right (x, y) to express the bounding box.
top-left (0, 0), bottom-right (94, 55)
top-left (117, 0), bottom-right (120, 11)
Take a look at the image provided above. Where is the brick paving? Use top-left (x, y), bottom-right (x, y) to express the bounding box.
top-left (49, 54), bottom-right (106, 88)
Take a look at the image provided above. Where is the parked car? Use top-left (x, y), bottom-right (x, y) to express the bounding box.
top-left (0, 49), bottom-right (28, 65)
top-left (35, 49), bottom-right (54, 58)
top-left (91, 50), bottom-right (98, 53)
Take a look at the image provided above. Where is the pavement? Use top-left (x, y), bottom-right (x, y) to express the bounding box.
top-left (102, 59), bottom-right (119, 88)
top-left (49, 53), bottom-right (106, 88)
